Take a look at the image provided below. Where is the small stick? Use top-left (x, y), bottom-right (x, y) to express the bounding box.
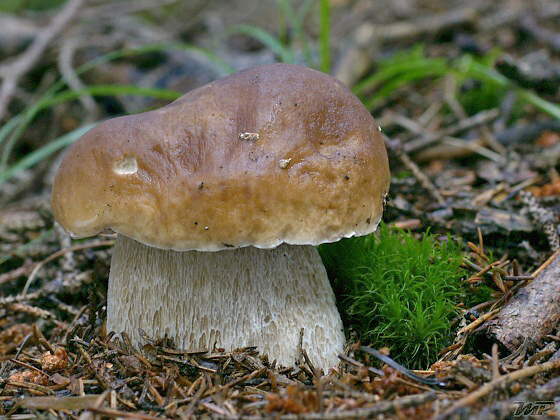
top-left (33, 323), bottom-right (55, 353)
top-left (0, 0), bottom-right (85, 122)
top-left (21, 240), bottom-right (114, 297)
top-left (466, 261), bottom-right (500, 282)
top-left (183, 376), bottom-right (207, 416)
top-left (437, 360), bottom-right (560, 419)
top-left (338, 353), bottom-right (383, 376)
top-left (5, 302), bottom-right (54, 319)
top-left (220, 367), bottom-right (266, 391)
top-left (80, 389), bottom-right (111, 420)
top-left (58, 37), bottom-right (99, 123)
top-left (385, 135), bottom-right (445, 205)
top-left (457, 308), bottom-right (501, 335)
top-left (296, 327), bottom-right (304, 367)
top-left (491, 344), bottom-right (500, 380)
top-left (9, 358), bottom-right (48, 377)
top-left (403, 108), bottom-right (500, 153)
top-left (267, 369), bottom-right (278, 393)
top-left (199, 401), bottom-right (229, 417)
top-left (87, 407), bottom-right (162, 420)
top-left (314, 368), bottom-right (324, 414)
top-left (0, 264), bottom-right (31, 286)
top-left (531, 248), bottom-right (560, 278)
top-left (302, 349), bottom-right (316, 375)
top-left (5, 379), bottom-right (55, 395)
top-left (0, 333), bottom-right (31, 377)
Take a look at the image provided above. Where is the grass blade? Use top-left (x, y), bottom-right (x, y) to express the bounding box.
top-left (42, 85), bottom-right (182, 108)
top-left (0, 115), bottom-right (23, 149)
top-left (460, 59), bottom-right (560, 120)
top-left (0, 85), bottom-right (181, 175)
top-left (228, 24), bottom-right (295, 63)
top-left (0, 123), bottom-right (97, 184)
top-left (318, 0), bottom-right (330, 73)
top-left (275, 0), bottom-right (314, 67)
top-left (0, 42), bottom-right (232, 173)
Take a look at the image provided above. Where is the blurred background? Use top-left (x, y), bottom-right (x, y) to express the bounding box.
top-left (1, 0), bottom-right (559, 275)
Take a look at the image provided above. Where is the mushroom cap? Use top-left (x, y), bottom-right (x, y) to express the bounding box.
top-left (51, 63), bottom-right (390, 251)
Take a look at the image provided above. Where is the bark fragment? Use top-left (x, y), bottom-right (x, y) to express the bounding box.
top-left (474, 252), bottom-right (560, 353)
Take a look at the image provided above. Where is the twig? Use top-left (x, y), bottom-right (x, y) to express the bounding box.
top-left (491, 344), bottom-right (500, 380)
top-left (457, 308), bottom-right (500, 335)
top-left (437, 360), bottom-right (560, 419)
top-left (338, 353), bottom-right (383, 376)
top-left (519, 16), bottom-right (560, 54)
top-left (33, 323), bottom-right (55, 353)
top-left (87, 407), bottom-right (162, 420)
top-left (5, 380), bottom-right (55, 395)
top-left (444, 74), bottom-right (467, 120)
top-left (360, 346), bottom-right (444, 387)
top-left (441, 137), bottom-right (504, 163)
top-left (5, 302), bottom-right (54, 319)
top-left (220, 367), bottom-right (266, 392)
top-left (82, 0), bottom-right (183, 19)
top-left (9, 358), bottom-right (48, 378)
top-left (245, 391), bottom-right (437, 420)
top-left (0, 263), bottom-right (32, 286)
top-left (296, 327), bottom-right (304, 368)
top-left (199, 401), bottom-right (229, 417)
top-left (403, 108), bottom-right (500, 153)
top-left (21, 240), bottom-right (114, 297)
top-left (334, 6), bottom-right (478, 85)
top-left (0, 0), bottom-right (86, 122)
top-left (0, 333), bottom-right (32, 377)
top-left (79, 390), bottom-right (112, 420)
top-left (182, 376), bottom-right (207, 416)
top-left (387, 137), bottom-right (446, 206)
top-left (58, 37), bottom-right (99, 123)
top-left (532, 248), bottom-right (560, 277)
top-left (302, 349), bottom-right (316, 375)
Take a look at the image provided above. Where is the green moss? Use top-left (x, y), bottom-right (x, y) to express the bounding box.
top-left (319, 224), bottom-right (466, 369)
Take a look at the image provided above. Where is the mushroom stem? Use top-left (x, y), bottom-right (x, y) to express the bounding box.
top-left (107, 234), bottom-right (345, 370)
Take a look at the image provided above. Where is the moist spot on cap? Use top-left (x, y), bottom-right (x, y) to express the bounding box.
top-left (114, 155), bottom-right (138, 175)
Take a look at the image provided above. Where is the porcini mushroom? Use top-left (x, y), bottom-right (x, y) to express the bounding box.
top-left (51, 63), bottom-right (390, 370)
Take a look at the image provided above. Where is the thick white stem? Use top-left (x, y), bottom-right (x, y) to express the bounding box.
top-left (107, 234), bottom-right (345, 370)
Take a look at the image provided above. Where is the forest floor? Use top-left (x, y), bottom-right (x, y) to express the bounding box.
top-left (1, 0), bottom-right (560, 418)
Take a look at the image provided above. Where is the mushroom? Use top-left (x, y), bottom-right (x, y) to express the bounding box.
top-left (51, 63), bottom-right (390, 370)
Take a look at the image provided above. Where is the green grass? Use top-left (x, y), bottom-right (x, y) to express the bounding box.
top-left (318, 0), bottom-right (330, 73)
top-left (0, 43), bottom-right (231, 185)
top-left (319, 224), bottom-right (466, 369)
top-left (353, 45), bottom-right (560, 119)
top-left (226, 0), bottom-right (330, 72)
top-left (3, 1), bottom-right (560, 188)
top-left (226, 24), bottom-right (296, 64)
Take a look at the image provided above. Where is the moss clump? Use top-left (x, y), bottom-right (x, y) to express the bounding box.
top-left (319, 224), bottom-right (465, 369)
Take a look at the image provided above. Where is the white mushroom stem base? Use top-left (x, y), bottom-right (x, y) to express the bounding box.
top-left (107, 234), bottom-right (346, 370)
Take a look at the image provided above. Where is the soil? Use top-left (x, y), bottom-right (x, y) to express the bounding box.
top-left (1, 0), bottom-right (560, 418)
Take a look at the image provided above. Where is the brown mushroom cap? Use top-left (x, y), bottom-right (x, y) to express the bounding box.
top-left (51, 63), bottom-right (390, 251)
